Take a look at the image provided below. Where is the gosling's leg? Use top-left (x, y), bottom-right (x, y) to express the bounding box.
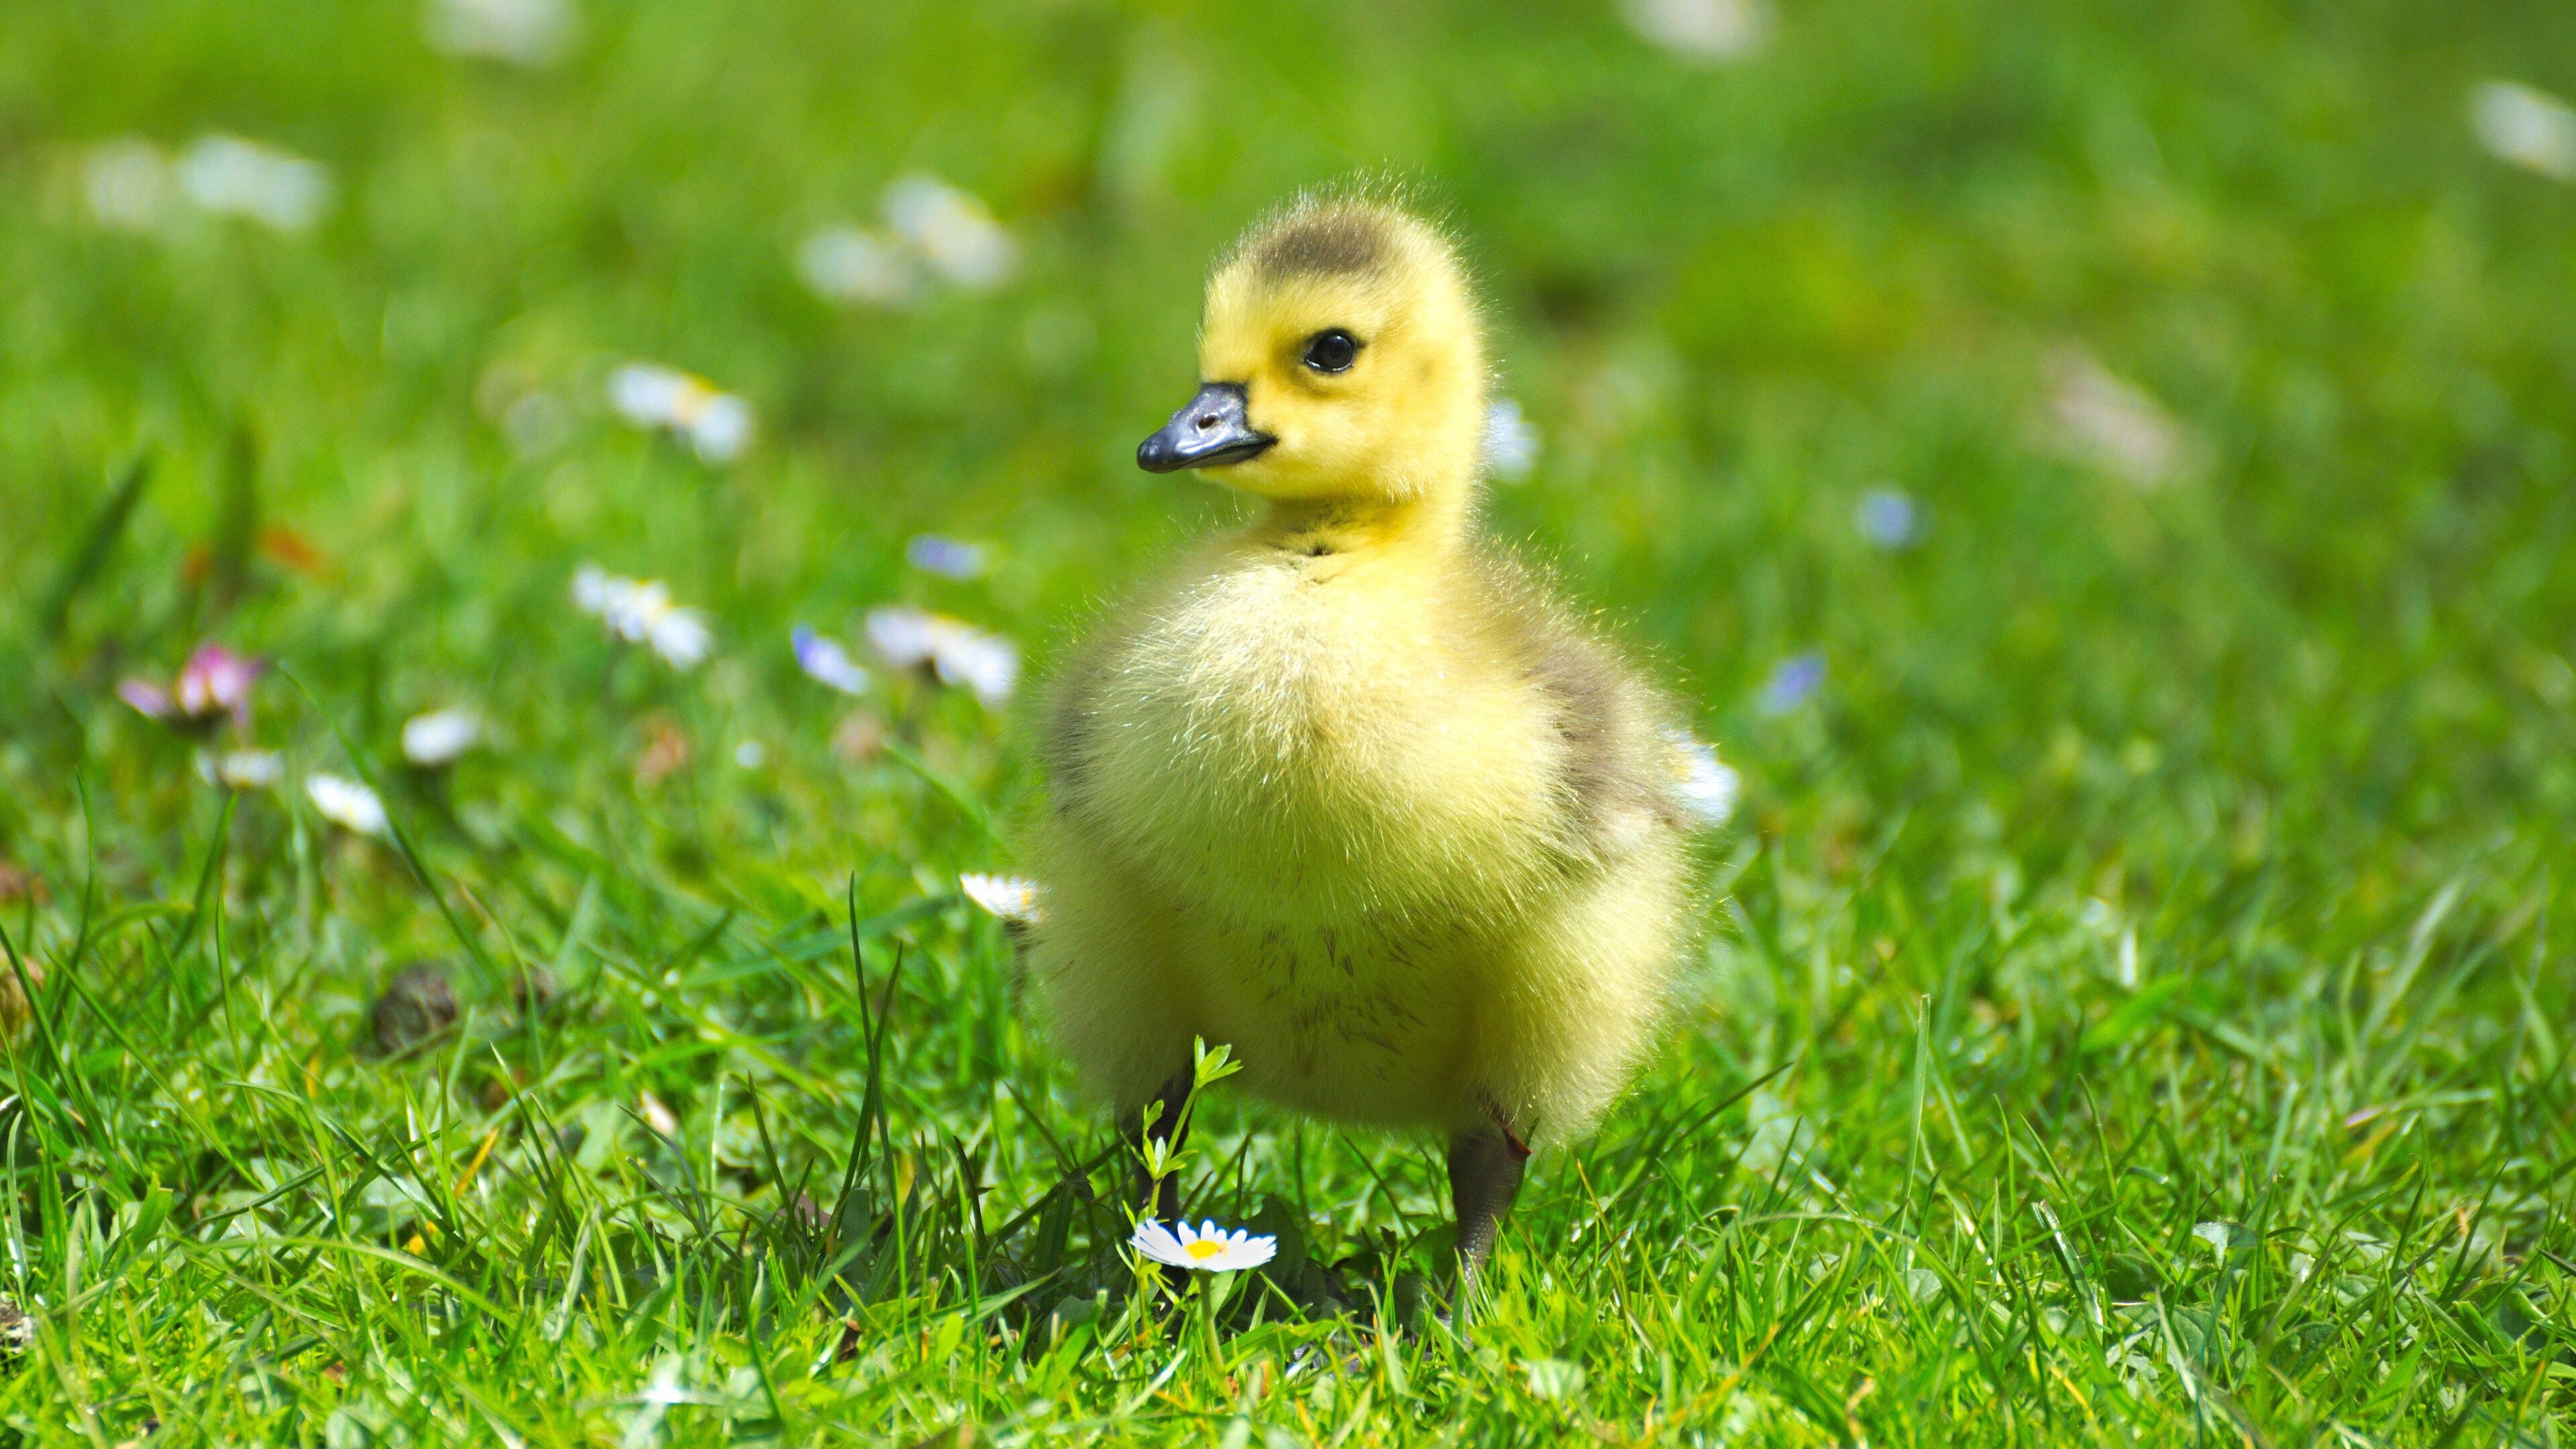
top-left (1448, 1112), bottom-right (1531, 1303)
top-left (1118, 1067), bottom-right (1195, 1224)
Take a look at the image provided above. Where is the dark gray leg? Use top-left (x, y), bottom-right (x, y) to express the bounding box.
top-left (1118, 1068), bottom-right (1195, 1224)
top-left (1448, 1113), bottom-right (1530, 1298)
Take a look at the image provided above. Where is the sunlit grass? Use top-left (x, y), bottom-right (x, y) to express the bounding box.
top-left (1, 0), bottom-right (2571, 1442)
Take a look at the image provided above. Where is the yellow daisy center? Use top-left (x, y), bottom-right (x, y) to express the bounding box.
top-left (1184, 1240), bottom-right (1224, 1261)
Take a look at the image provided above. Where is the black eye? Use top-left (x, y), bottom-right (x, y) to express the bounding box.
top-left (1302, 329), bottom-right (1360, 374)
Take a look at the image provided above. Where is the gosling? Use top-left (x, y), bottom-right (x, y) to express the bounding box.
top-left (1030, 195), bottom-right (1717, 1287)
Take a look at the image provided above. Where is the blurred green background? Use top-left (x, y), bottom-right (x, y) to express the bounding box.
top-left (1, 0), bottom-right (2573, 1441)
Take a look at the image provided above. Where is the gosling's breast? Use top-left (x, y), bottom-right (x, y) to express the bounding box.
top-left (1053, 549), bottom-right (1566, 924)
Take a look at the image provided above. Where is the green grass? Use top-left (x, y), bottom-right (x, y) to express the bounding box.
top-left (3, 0), bottom-right (2575, 1442)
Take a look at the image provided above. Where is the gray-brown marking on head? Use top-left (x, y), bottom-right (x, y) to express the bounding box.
top-left (1246, 205), bottom-right (1399, 282)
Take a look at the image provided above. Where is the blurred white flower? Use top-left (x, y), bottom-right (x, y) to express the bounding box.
top-left (791, 626), bottom-right (871, 695)
top-left (175, 136), bottom-right (332, 231)
top-left (1129, 1219), bottom-right (1275, 1273)
top-left (198, 749), bottom-right (284, 791)
top-left (400, 709), bottom-right (482, 767)
top-left (882, 175), bottom-right (1018, 290)
top-left (574, 565), bottom-right (712, 669)
top-left (306, 773), bottom-right (388, 837)
top-left (1622, 0), bottom-right (1767, 62)
top-left (866, 605), bottom-right (1018, 705)
top-left (733, 739), bottom-right (765, 769)
top-left (960, 871), bottom-right (1042, 924)
top-left (1855, 488), bottom-right (1921, 549)
top-left (1758, 653), bottom-right (1825, 716)
top-left (1481, 398), bottom-right (1540, 482)
top-left (905, 535), bottom-right (987, 580)
top-left (608, 364), bottom-right (753, 463)
top-left (1667, 731), bottom-right (1739, 827)
top-left (796, 225), bottom-right (920, 307)
top-left (638, 1090), bottom-right (680, 1137)
top-left (2047, 349), bottom-right (2192, 488)
top-left (2471, 81), bottom-right (2576, 181)
top-left (425, 0), bottom-right (575, 66)
top-left (84, 140), bottom-right (173, 230)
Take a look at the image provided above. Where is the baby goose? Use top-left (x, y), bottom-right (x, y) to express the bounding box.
top-left (1031, 195), bottom-right (1711, 1286)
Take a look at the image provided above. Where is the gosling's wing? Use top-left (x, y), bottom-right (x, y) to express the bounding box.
top-left (1469, 549), bottom-right (1697, 862)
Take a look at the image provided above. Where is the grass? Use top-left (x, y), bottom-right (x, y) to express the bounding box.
top-left (3, 0), bottom-right (2574, 1442)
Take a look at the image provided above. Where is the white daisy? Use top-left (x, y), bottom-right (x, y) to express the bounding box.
top-left (792, 626), bottom-right (871, 695)
top-left (425, 0), bottom-right (576, 66)
top-left (865, 606), bottom-right (1018, 706)
top-left (198, 750), bottom-right (284, 791)
top-left (1668, 731), bottom-right (1739, 827)
top-left (1129, 1219), bottom-right (1277, 1274)
top-left (796, 225), bottom-right (920, 307)
top-left (400, 708), bottom-right (482, 767)
top-left (2471, 80), bottom-right (2576, 180)
top-left (881, 176), bottom-right (1018, 290)
top-left (174, 136), bottom-right (332, 231)
top-left (85, 140), bottom-right (172, 230)
top-left (1621, 0), bottom-right (1766, 62)
top-left (306, 773), bottom-right (388, 837)
top-left (606, 364), bottom-right (753, 463)
top-left (959, 872), bottom-right (1042, 925)
top-left (2047, 348), bottom-right (2192, 488)
top-left (573, 566), bottom-right (713, 669)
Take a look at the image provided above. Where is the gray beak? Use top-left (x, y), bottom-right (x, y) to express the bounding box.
top-left (1136, 382), bottom-right (1276, 474)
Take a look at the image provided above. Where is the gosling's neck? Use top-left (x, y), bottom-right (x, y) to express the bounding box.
top-left (1249, 480), bottom-right (1478, 565)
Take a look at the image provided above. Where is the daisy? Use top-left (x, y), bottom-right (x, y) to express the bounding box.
top-left (959, 872), bottom-right (1042, 925)
top-left (574, 566), bottom-right (713, 669)
top-left (1621, 0), bottom-right (1766, 62)
top-left (400, 709), bottom-right (482, 767)
top-left (1667, 731), bottom-right (1739, 827)
top-left (425, 0), bottom-right (576, 67)
top-left (119, 643), bottom-right (263, 728)
top-left (1129, 1220), bottom-right (1277, 1274)
top-left (2047, 348), bottom-right (2192, 489)
top-left (796, 225), bottom-right (919, 307)
top-left (865, 606), bottom-right (1018, 706)
top-left (198, 750), bottom-right (284, 791)
top-left (790, 626), bottom-right (871, 695)
top-left (85, 140), bottom-right (172, 231)
top-left (306, 774), bottom-right (389, 837)
top-left (2471, 80), bottom-right (2576, 180)
top-left (882, 176), bottom-right (1018, 290)
top-left (1480, 398), bottom-right (1540, 482)
top-left (606, 364), bottom-right (753, 464)
top-left (174, 136), bottom-right (332, 231)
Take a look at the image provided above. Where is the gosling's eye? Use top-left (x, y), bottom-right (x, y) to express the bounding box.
top-left (1302, 329), bottom-right (1361, 374)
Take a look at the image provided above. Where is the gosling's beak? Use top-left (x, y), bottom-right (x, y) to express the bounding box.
top-left (1137, 382), bottom-right (1275, 474)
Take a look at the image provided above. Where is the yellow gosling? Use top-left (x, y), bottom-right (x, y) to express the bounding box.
top-left (1029, 193), bottom-right (1720, 1285)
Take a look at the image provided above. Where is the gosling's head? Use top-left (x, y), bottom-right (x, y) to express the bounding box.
top-left (1138, 197), bottom-right (1486, 509)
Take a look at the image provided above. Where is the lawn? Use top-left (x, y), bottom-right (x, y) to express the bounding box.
top-left (3, 0), bottom-right (2574, 1442)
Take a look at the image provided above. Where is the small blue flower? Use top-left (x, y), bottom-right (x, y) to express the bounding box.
top-left (1855, 488), bottom-right (1920, 549)
top-left (1758, 653), bottom-right (1825, 716)
top-left (906, 534), bottom-right (987, 580)
top-left (792, 625), bottom-right (871, 696)
top-left (1481, 398), bottom-right (1540, 482)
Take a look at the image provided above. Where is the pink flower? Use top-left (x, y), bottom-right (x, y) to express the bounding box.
top-left (120, 644), bottom-right (264, 729)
